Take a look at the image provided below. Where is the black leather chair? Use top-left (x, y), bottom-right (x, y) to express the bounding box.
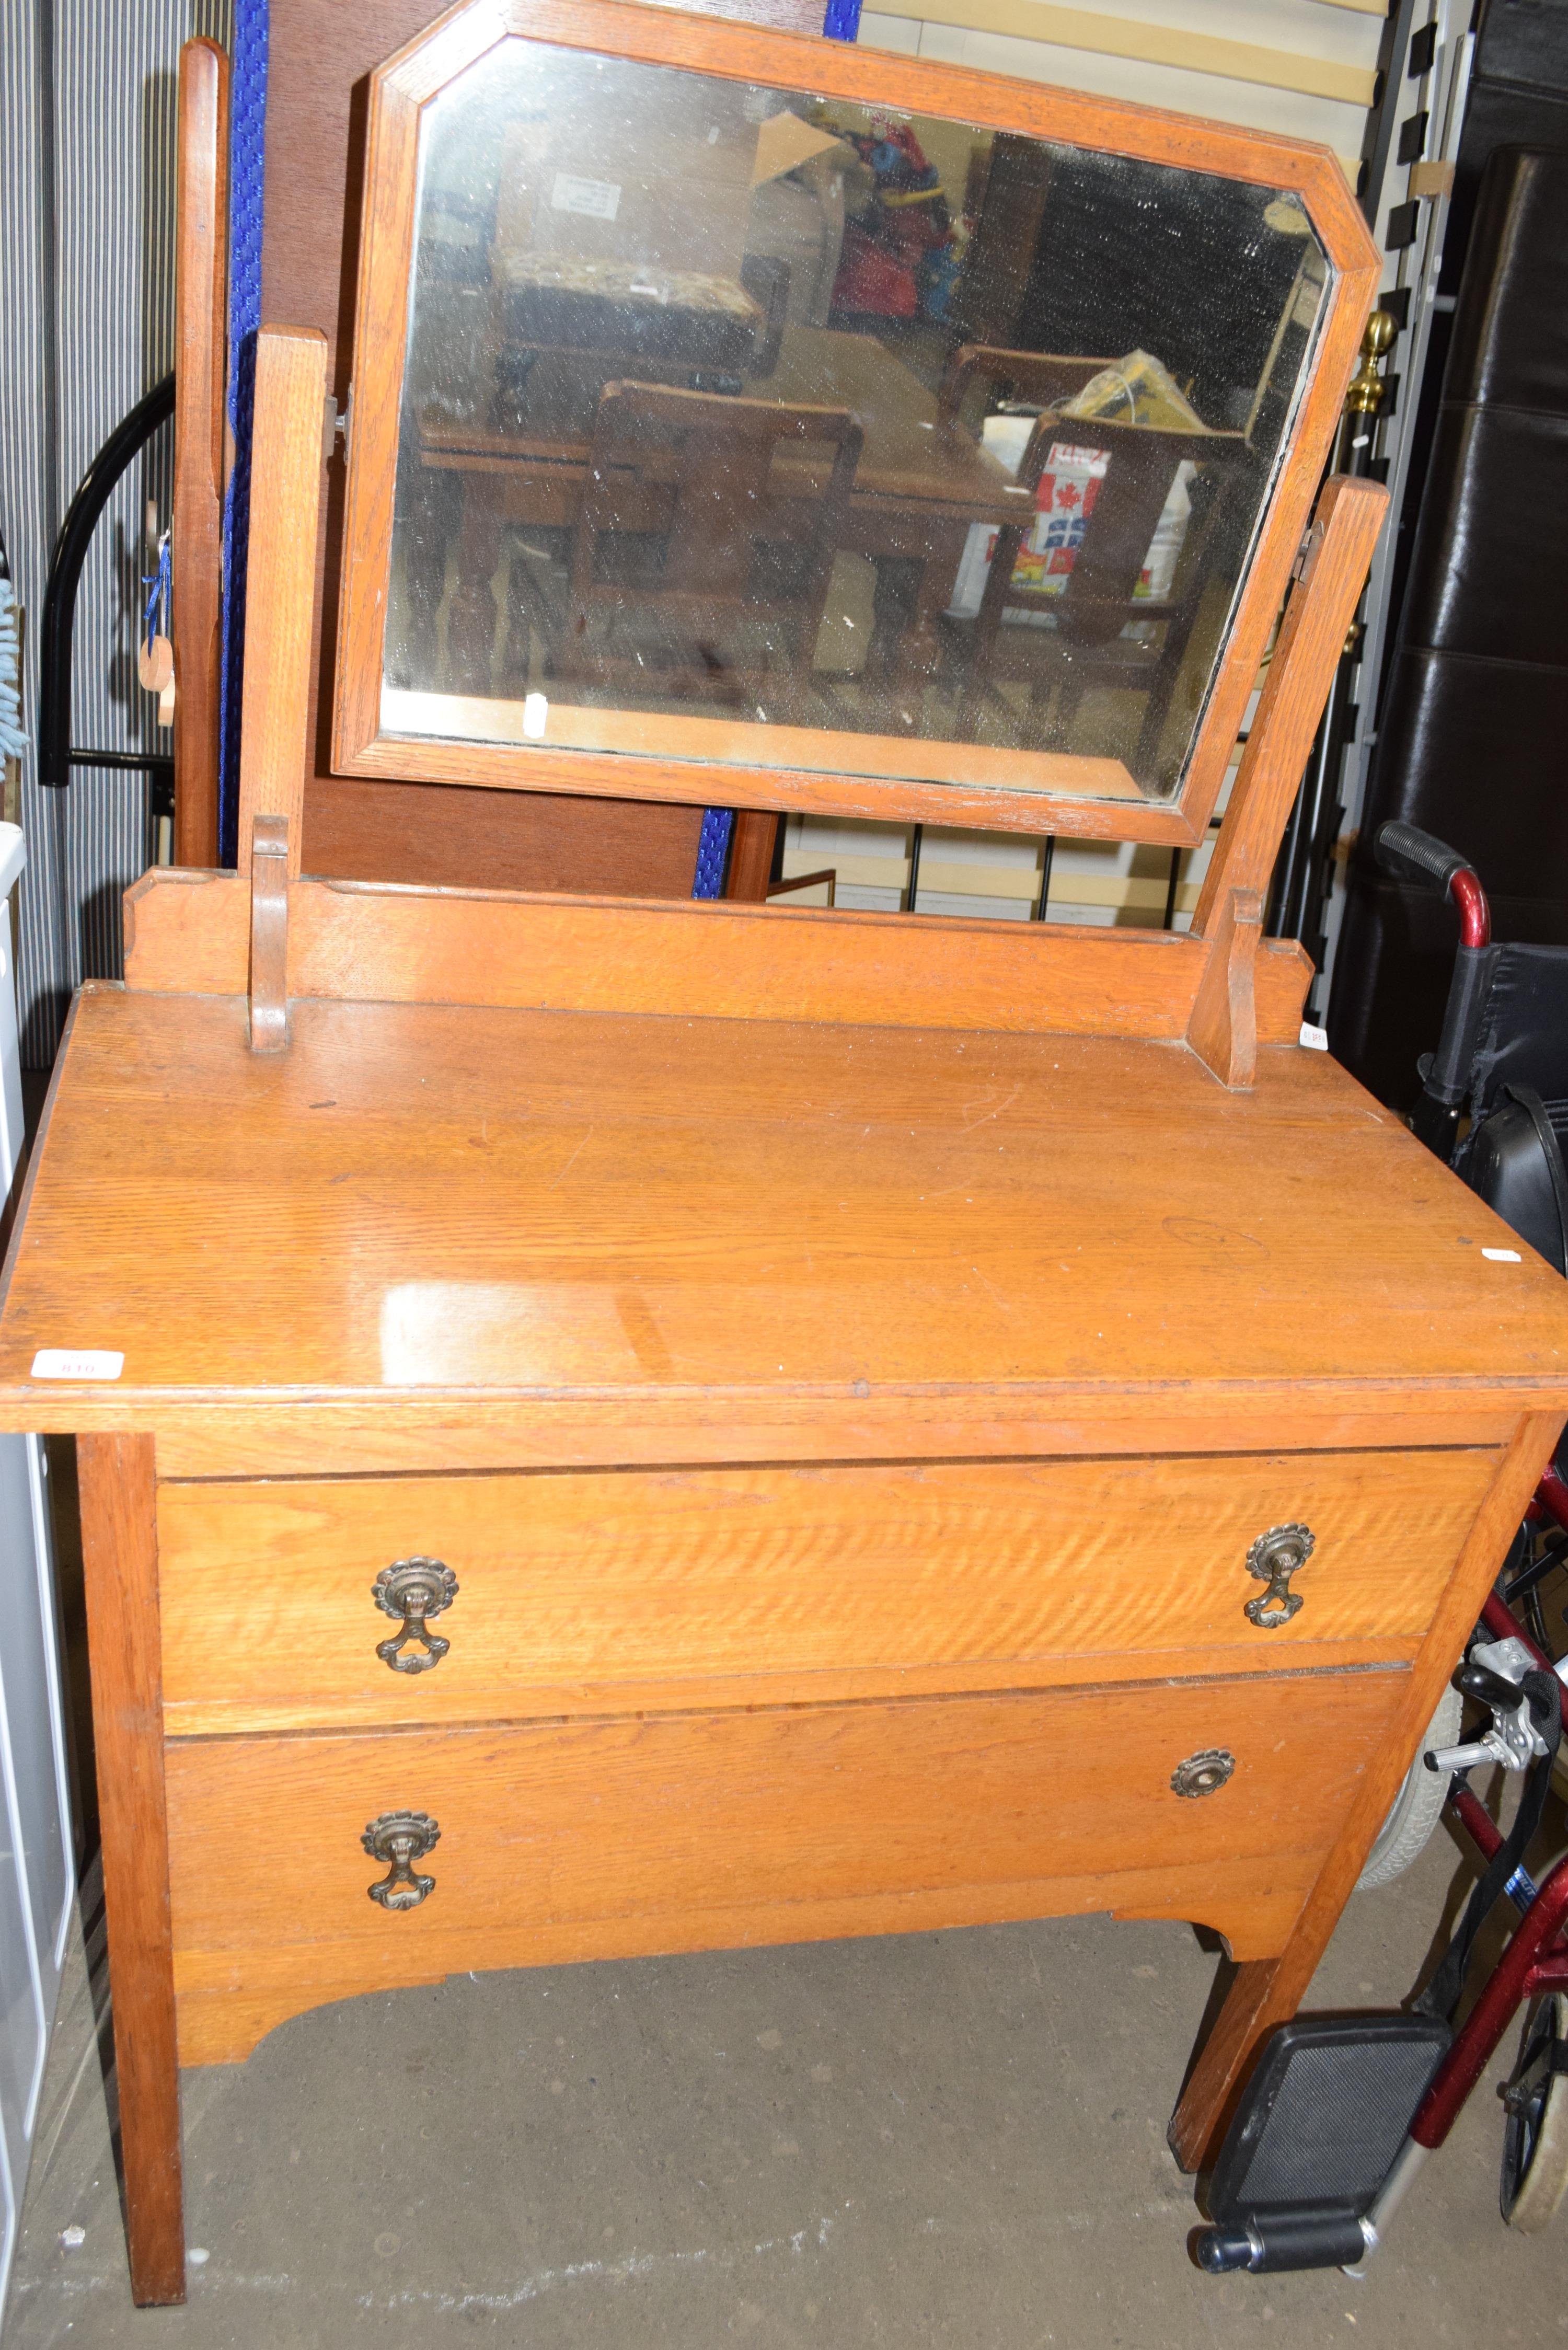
top-left (1330, 146), bottom-right (1568, 1108)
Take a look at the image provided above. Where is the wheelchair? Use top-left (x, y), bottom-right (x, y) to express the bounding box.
top-left (1194, 821), bottom-right (1568, 2273)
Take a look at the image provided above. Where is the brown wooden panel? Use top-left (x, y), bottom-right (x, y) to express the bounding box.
top-left (6, 987), bottom-right (1568, 1462)
top-left (147, 1407), bottom-right (1526, 1482)
top-left (120, 866), bottom-right (1315, 1042)
top-left (167, 1665), bottom-right (1410, 2064)
top-left (171, 38), bottom-right (228, 870)
top-left (1196, 476), bottom-right (1389, 933)
top-left (77, 1437), bottom-right (186, 2307)
top-left (236, 327), bottom-right (327, 880)
top-left (157, 1448), bottom-right (1495, 1736)
top-left (725, 809), bottom-right (778, 902)
top-left (301, 774), bottom-right (705, 896)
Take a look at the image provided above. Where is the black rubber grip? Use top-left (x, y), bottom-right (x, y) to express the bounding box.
top-left (1195, 2228), bottom-right (1258, 2273)
top-left (1375, 821), bottom-right (1471, 894)
top-left (1197, 2210), bottom-right (1368, 2274)
top-left (1457, 1662), bottom-right (1520, 1711)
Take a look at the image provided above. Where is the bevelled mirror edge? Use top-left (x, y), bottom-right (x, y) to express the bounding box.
top-left (332, 0), bottom-right (1380, 845)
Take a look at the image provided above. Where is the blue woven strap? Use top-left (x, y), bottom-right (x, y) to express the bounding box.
top-left (218, 0), bottom-right (269, 867)
top-left (693, 0), bottom-right (859, 896)
top-left (692, 809), bottom-right (735, 897)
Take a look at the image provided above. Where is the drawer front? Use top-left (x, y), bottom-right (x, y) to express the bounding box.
top-left (167, 1664), bottom-right (1407, 2065)
top-left (157, 1448), bottom-right (1496, 1735)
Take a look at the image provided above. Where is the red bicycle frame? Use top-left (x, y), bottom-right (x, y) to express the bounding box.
top-left (1406, 1593), bottom-right (1568, 2150)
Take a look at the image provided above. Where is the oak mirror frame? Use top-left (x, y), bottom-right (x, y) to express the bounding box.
top-left (334, 0), bottom-right (1379, 848)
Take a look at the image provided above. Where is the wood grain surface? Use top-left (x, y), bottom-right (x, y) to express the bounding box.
top-left (724, 811), bottom-right (779, 903)
top-left (300, 773), bottom-right (706, 897)
top-left (1168, 1410), bottom-right (1564, 2169)
top-left (166, 1664), bottom-right (1409, 2065)
top-left (247, 815), bottom-right (290, 1052)
top-left (171, 37), bottom-right (228, 870)
top-left (1196, 475), bottom-right (1388, 931)
top-left (156, 1447), bottom-right (1494, 1735)
top-left (1187, 885), bottom-right (1261, 1091)
top-left (236, 327), bottom-right (328, 879)
top-left (4, 987), bottom-right (1568, 1462)
top-left (120, 866), bottom-right (1315, 1041)
top-left (77, 1436), bottom-right (186, 2307)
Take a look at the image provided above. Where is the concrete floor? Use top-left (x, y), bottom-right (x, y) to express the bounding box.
top-left (7, 1803), bottom-right (1567, 2350)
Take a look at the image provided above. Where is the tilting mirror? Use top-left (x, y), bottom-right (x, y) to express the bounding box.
top-left (337, 3), bottom-right (1365, 832)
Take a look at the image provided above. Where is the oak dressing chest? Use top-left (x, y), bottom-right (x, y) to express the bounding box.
top-left (7, 1), bottom-right (1568, 2305)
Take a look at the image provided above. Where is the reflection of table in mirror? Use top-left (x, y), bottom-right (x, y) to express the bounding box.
top-left (407, 324), bottom-right (1026, 716)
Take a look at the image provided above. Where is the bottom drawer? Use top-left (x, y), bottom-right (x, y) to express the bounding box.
top-left (168, 1666), bottom-right (1408, 2065)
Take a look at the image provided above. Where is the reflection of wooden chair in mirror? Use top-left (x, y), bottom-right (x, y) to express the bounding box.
top-left (542, 383), bottom-right (861, 722)
top-left (936, 345), bottom-right (1251, 777)
top-left (936, 341), bottom-right (1112, 439)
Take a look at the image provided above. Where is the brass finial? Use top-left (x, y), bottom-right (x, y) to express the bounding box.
top-left (1345, 309), bottom-right (1398, 416)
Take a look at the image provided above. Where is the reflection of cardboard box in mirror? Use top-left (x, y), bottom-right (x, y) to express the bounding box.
top-left (751, 112), bottom-right (844, 187)
top-left (495, 256), bottom-right (762, 373)
top-left (493, 73), bottom-right (758, 284)
top-left (746, 149), bottom-right (847, 330)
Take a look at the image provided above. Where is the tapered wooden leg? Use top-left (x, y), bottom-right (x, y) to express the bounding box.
top-left (1169, 1411), bottom-right (1563, 2172)
top-left (78, 1434), bottom-right (185, 2307)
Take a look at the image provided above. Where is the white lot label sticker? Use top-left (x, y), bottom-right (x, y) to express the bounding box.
top-left (31, 1350), bottom-right (124, 1380)
top-left (550, 173), bottom-right (620, 221)
top-left (1298, 1023), bottom-right (1329, 1051)
top-left (1482, 1247), bottom-right (1523, 1263)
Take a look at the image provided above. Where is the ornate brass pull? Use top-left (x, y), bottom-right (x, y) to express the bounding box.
top-left (1171, 1748), bottom-right (1235, 1799)
top-left (373, 1558), bottom-right (459, 1674)
top-left (1244, 1523), bottom-right (1315, 1629)
top-left (363, 1810), bottom-right (440, 1909)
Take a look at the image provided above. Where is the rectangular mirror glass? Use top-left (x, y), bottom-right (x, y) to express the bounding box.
top-left (377, 35), bottom-right (1332, 808)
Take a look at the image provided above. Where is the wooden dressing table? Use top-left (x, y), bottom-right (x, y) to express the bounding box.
top-left (10, 1), bottom-right (1568, 2308)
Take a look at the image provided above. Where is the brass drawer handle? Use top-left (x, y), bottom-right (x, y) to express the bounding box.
top-left (363, 1810), bottom-right (440, 1909)
top-left (1244, 1523), bottom-right (1314, 1629)
top-left (373, 1557), bottom-right (459, 1674)
top-left (1171, 1748), bottom-right (1235, 1799)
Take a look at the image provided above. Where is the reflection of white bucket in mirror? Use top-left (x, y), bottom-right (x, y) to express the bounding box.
top-left (946, 427), bottom-right (1195, 622)
top-left (1138, 461), bottom-right (1197, 601)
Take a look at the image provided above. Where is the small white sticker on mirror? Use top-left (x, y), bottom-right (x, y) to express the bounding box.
top-left (31, 1350), bottom-right (124, 1380)
top-left (1299, 1023), bottom-right (1329, 1051)
top-left (549, 172), bottom-right (619, 221)
top-left (523, 694), bottom-right (548, 740)
top-left (1482, 1247), bottom-right (1523, 1262)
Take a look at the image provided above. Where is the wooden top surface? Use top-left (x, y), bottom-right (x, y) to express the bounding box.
top-left (3, 984), bottom-right (1567, 1464)
top-left (420, 325), bottom-right (1021, 517)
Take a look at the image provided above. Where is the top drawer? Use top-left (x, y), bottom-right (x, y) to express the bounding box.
top-left (156, 1448), bottom-right (1497, 1734)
